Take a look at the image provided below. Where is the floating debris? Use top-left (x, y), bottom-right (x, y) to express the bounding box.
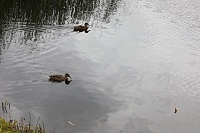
top-left (68, 121), bottom-right (74, 126)
top-left (174, 107), bottom-right (178, 113)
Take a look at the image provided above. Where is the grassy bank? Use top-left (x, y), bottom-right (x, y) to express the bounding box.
top-left (0, 117), bottom-right (45, 133)
top-left (1, 101), bottom-right (45, 133)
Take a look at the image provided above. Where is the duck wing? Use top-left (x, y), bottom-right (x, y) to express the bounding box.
top-left (74, 25), bottom-right (87, 32)
top-left (49, 75), bottom-right (65, 81)
top-left (49, 75), bottom-right (63, 78)
top-left (77, 25), bottom-right (85, 28)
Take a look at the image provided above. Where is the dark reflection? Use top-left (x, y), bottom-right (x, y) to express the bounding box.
top-left (0, 0), bottom-right (121, 54)
top-left (65, 80), bottom-right (71, 85)
top-left (103, 0), bottom-right (121, 22)
top-left (84, 30), bottom-right (91, 33)
top-left (0, 0), bottom-right (96, 25)
top-left (0, 0), bottom-right (120, 25)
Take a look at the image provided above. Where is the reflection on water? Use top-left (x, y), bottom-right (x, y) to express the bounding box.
top-left (0, 0), bottom-right (99, 25)
top-left (0, 0), bottom-right (123, 133)
top-left (0, 0), bottom-right (121, 25)
top-left (1, 0), bottom-right (200, 133)
top-left (0, 0), bottom-right (118, 49)
top-left (0, 0), bottom-right (121, 56)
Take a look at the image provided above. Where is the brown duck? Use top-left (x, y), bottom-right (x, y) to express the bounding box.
top-left (49, 73), bottom-right (72, 83)
top-left (74, 23), bottom-right (90, 32)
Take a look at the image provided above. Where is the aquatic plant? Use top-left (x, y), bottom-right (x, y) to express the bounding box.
top-left (0, 116), bottom-right (45, 133)
top-left (0, 101), bottom-right (45, 133)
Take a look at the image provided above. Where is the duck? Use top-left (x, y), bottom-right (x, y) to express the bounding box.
top-left (74, 23), bottom-right (90, 32)
top-left (49, 73), bottom-right (72, 83)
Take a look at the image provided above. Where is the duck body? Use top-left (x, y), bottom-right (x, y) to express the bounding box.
top-left (74, 23), bottom-right (90, 32)
top-left (49, 73), bottom-right (72, 82)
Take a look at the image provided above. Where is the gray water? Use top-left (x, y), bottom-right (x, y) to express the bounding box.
top-left (0, 0), bottom-right (200, 133)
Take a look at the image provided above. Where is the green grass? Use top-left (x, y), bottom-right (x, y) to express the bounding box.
top-left (0, 117), bottom-right (45, 133)
top-left (1, 101), bottom-right (45, 133)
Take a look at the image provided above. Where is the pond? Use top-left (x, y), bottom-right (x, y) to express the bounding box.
top-left (0, 0), bottom-right (200, 133)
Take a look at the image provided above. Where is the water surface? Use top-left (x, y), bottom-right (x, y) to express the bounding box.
top-left (0, 0), bottom-right (200, 133)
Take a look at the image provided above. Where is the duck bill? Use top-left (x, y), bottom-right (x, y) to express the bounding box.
top-left (68, 77), bottom-right (72, 81)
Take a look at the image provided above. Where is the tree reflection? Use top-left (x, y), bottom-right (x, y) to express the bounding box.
top-left (0, 0), bottom-right (120, 25)
top-left (0, 0), bottom-right (121, 55)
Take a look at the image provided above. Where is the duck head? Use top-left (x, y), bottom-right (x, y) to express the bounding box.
top-left (65, 73), bottom-right (72, 81)
top-left (84, 23), bottom-right (90, 28)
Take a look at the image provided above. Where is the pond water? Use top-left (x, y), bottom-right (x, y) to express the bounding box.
top-left (0, 0), bottom-right (200, 133)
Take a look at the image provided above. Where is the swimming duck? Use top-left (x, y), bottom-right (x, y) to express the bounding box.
top-left (74, 23), bottom-right (90, 32)
top-left (49, 73), bottom-right (72, 82)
